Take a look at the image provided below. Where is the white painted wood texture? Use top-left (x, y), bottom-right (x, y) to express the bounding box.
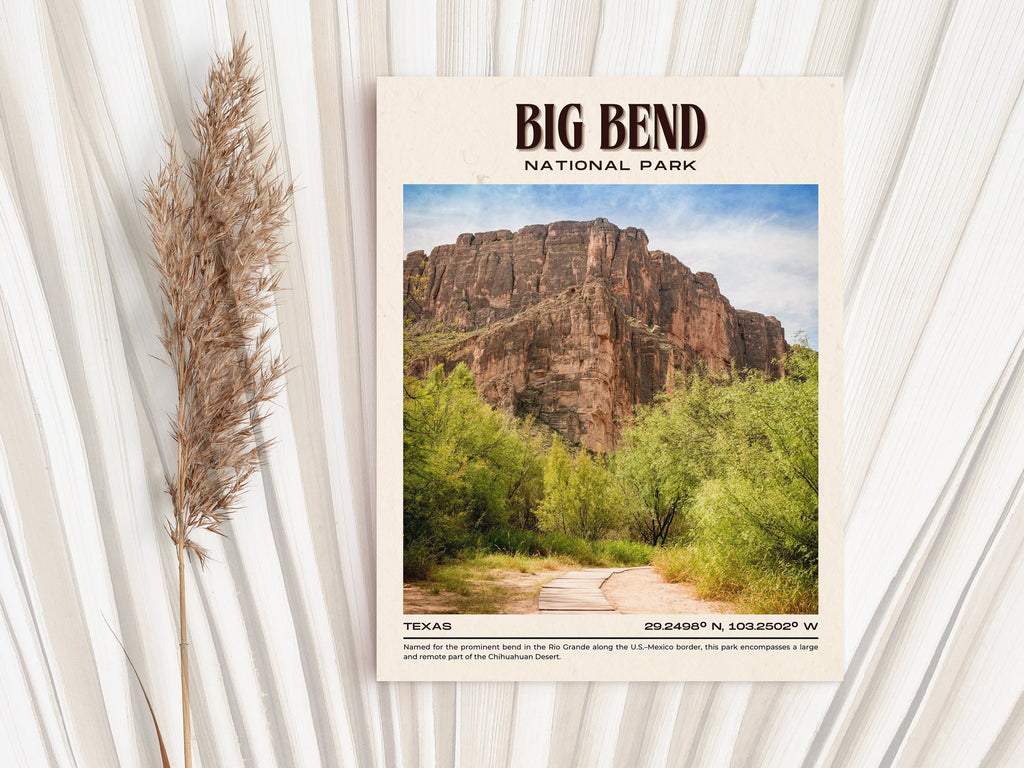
top-left (0, 0), bottom-right (1022, 765)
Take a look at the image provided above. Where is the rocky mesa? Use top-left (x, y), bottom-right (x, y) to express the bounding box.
top-left (404, 218), bottom-right (788, 451)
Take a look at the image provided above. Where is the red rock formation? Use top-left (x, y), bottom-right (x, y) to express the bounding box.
top-left (405, 218), bottom-right (788, 450)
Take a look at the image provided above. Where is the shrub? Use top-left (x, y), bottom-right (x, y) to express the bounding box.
top-left (403, 541), bottom-right (439, 581)
top-left (638, 347), bottom-right (819, 613)
top-left (403, 364), bottom-right (545, 570)
top-left (536, 439), bottom-right (624, 541)
top-left (593, 539), bottom-right (655, 567)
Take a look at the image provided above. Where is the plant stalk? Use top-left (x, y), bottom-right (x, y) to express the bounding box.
top-left (176, 368), bottom-right (192, 768)
top-left (178, 535), bottom-right (191, 768)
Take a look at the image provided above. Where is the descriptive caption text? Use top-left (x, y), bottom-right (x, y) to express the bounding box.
top-left (401, 638), bottom-right (819, 663)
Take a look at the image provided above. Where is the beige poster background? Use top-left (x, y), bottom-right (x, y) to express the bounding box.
top-left (377, 77), bottom-right (842, 681)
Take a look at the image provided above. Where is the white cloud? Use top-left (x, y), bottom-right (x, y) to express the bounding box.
top-left (650, 219), bottom-right (818, 347)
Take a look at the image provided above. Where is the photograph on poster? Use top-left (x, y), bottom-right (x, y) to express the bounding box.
top-left (401, 184), bottom-right (818, 617)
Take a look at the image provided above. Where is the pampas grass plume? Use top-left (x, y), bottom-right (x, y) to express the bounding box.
top-left (143, 38), bottom-right (289, 767)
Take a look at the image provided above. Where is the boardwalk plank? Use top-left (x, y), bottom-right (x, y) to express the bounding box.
top-left (538, 567), bottom-right (644, 613)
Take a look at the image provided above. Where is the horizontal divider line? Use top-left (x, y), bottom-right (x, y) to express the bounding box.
top-left (403, 636), bottom-right (821, 641)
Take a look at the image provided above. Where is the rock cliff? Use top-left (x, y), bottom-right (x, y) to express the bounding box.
top-left (404, 218), bottom-right (788, 451)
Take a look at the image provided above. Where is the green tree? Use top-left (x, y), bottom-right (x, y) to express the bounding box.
top-left (626, 346), bottom-right (819, 612)
top-left (615, 408), bottom-right (695, 546)
top-left (536, 438), bottom-right (623, 541)
top-left (698, 344), bottom-right (818, 574)
top-left (403, 363), bottom-right (544, 574)
top-left (614, 363), bottom-right (737, 545)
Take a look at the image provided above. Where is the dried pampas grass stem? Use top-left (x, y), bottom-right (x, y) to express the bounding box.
top-left (143, 38), bottom-right (289, 768)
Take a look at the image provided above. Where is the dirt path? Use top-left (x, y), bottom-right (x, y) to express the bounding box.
top-left (601, 566), bottom-right (736, 614)
top-left (403, 567), bottom-right (567, 614)
top-left (403, 563), bottom-right (737, 615)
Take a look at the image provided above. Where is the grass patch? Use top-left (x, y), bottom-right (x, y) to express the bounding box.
top-left (593, 539), bottom-right (655, 566)
top-left (652, 545), bottom-right (817, 614)
top-left (481, 530), bottom-right (654, 568)
top-left (404, 538), bottom-right (656, 614)
top-left (409, 530), bottom-right (817, 614)
top-left (409, 552), bottom-right (571, 613)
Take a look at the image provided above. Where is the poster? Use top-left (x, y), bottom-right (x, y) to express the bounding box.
top-left (377, 77), bottom-right (842, 681)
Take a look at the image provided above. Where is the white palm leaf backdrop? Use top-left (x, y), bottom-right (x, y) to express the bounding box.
top-left (1, 1), bottom-right (1024, 766)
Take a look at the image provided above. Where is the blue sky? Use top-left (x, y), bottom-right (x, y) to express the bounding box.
top-left (404, 184), bottom-right (818, 347)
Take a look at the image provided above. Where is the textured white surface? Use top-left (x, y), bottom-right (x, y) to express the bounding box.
top-left (0, 0), bottom-right (1022, 765)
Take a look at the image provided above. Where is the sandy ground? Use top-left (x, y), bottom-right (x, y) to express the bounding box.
top-left (602, 567), bottom-right (736, 614)
top-left (403, 568), bottom-right (567, 614)
top-left (405, 564), bottom-right (737, 614)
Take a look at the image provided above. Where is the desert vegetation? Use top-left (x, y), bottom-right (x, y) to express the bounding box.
top-left (403, 341), bottom-right (819, 615)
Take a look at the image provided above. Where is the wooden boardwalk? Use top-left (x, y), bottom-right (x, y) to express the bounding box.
top-left (539, 567), bottom-right (648, 613)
